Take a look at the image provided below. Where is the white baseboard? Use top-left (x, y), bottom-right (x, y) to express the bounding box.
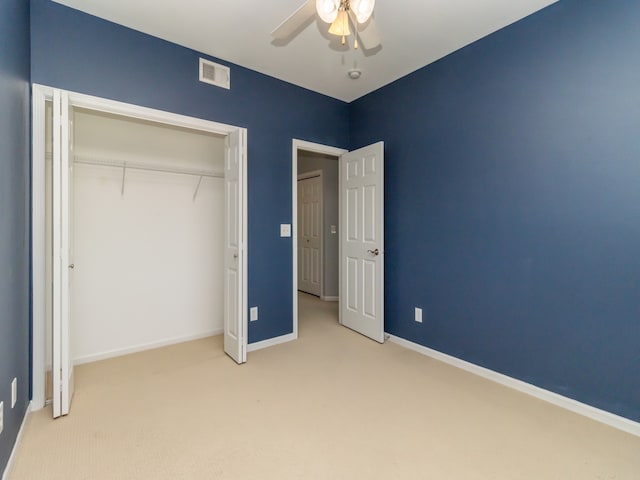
top-left (247, 332), bottom-right (296, 353)
top-left (2, 401), bottom-right (31, 480)
top-left (74, 329), bottom-right (224, 365)
top-left (387, 334), bottom-right (640, 438)
top-left (320, 295), bottom-right (339, 302)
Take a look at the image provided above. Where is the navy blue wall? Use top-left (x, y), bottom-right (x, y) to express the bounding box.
top-left (0, 0), bottom-right (31, 473)
top-left (31, 0), bottom-right (349, 344)
top-left (351, 0), bottom-right (640, 421)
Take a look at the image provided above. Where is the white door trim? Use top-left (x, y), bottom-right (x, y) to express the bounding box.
top-left (31, 84), bottom-right (248, 409)
top-left (292, 139), bottom-right (347, 339)
top-left (31, 86), bottom-right (48, 410)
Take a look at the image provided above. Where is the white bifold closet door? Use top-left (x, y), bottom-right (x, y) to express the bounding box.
top-left (223, 129), bottom-right (247, 364)
top-left (340, 142), bottom-right (385, 343)
top-left (52, 90), bottom-right (75, 418)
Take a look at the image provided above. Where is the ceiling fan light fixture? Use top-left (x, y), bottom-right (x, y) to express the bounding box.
top-left (350, 0), bottom-right (375, 24)
top-left (328, 9), bottom-right (350, 37)
top-left (316, 0), bottom-right (340, 23)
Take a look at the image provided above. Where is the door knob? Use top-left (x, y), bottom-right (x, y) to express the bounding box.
top-left (367, 248), bottom-right (380, 256)
top-left (233, 253), bottom-right (238, 259)
top-left (69, 264), bottom-right (75, 269)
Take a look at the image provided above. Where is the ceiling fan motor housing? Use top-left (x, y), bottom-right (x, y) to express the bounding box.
top-left (316, 0), bottom-right (375, 24)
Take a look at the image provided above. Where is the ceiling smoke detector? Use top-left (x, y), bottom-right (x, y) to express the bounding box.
top-left (348, 69), bottom-right (362, 79)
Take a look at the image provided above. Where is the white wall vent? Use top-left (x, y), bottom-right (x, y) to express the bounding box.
top-left (199, 58), bottom-right (230, 90)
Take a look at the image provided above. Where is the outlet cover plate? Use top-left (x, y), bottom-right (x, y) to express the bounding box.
top-left (415, 307), bottom-right (423, 323)
top-left (250, 306), bottom-right (258, 321)
top-left (280, 224), bottom-right (291, 237)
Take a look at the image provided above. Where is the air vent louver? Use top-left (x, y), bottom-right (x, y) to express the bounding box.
top-left (199, 58), bottom-right (230, 90)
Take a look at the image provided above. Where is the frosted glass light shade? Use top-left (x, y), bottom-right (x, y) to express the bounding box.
top-left (350, 0), bottom-right (375, 23)
top-left (328, 10), bottom-right (350, 36)
top-left (316, 0), bottom-right (340, 23)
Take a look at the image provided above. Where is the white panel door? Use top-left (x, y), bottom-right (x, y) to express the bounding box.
top-left (340, 142), bottom-right (384, 343)
top-left (297, 175), bottom-right (322, 296)
top-left (52, 90), bottom-right (75, 418)
top-left (223, 129), bottom-right (247, 364)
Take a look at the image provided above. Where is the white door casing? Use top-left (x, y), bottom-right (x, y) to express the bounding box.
top-left (52, 90), bottom-right (75, 417)
top-left (223, 128), bottom-right (247, 364)
top-left (297, 174), bottom-right (322, 296)
top-left (340, 142), bottom-right (385, 343)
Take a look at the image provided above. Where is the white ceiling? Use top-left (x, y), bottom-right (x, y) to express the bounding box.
top-left (53, 0), bottom-right (557, 102)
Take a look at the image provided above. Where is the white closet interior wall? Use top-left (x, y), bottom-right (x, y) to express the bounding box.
top-left (72, 108), bottom-right (226, 364)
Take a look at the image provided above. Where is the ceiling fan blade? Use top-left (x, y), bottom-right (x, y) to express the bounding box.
top-left (271, 0), bottom-right (317, 40)
top-left (352, 14), bottom-right (381, 50)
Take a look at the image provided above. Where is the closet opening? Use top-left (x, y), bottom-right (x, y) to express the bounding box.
top-left (32, 86), bottom-right (248, 416)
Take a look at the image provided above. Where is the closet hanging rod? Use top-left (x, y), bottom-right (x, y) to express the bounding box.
top-left (74, 156), bottom-right (224, 179)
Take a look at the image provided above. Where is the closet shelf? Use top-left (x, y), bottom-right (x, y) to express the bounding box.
top-left (74, 156), bottom-right (224, 179)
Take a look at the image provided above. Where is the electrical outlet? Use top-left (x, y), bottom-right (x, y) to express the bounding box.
top-left (415, 307), bottom-right (423, 323)
top-left (11, 378), bottom-right (17, 408)
top-left (0, 401), bottom-right (4, 434)
top-left (280, 224), bottom-right (291, 237)
top-left (250, 306), bottom-right (258, 321)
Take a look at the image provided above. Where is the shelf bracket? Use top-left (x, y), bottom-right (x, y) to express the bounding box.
top-left (192, 175), bottom-right (204, 202)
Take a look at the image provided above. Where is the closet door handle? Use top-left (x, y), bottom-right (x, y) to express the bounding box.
top-left (233, 253), bottom-right (238, 259)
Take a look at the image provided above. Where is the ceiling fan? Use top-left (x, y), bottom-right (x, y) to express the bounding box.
top-left (271, 0), bottom-right (381, 50)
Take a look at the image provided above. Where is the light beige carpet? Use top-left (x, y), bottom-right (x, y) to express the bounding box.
top-left (8, 293), bottom-right (640, 479)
